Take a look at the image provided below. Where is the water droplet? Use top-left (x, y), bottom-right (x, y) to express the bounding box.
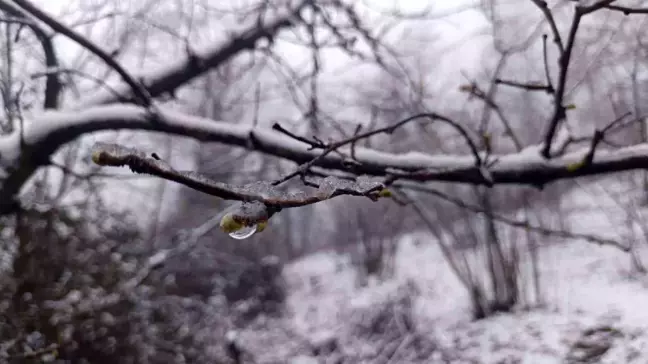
top-left (228, 224), bottom-right (257, 240)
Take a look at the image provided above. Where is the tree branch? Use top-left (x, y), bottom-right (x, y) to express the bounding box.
top-left (0, 0), bottom-right (646, 219)
top-left (12, 0), bottom-right (152, 106)
top-left (604, 4), bottom-right (648, 14)
top-left (68, 0), bottom-right (309, 109)
top-left (306, 166), bottom-right (628, 250)
top-left (395, 182), bottom-right (628, 251)
top-left (541, 33), bottom-right (554, 93)
top-left (0, 0), bottom-right (61, 109)
top-left (1, 104), bottom-right (648, 216)
top-left (494, 78), bottom-right (552, 93)
top-left (540, 3), bottom-right (582, 158)
top-left (272, 112), bottom-right (483, 185)
top-left (90, 142), bottom-right (388, 208)
top-left (529, 0), bottom-right (565, 52)
top-left (0, 0), bottom-right (311, 213)
top-left (541, 0), bottom-right (620, 158)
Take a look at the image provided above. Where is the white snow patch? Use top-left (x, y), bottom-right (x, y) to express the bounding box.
top-left (278, 181), bottom-right (648, 363)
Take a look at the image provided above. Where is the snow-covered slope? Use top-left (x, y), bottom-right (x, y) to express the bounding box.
top-left (282, 236), bottom-right (648, 363)
top-left (240, 179), bottom-right (648, 363)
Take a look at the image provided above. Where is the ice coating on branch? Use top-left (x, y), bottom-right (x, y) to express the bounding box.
top-left (215, 175), bottom-right (386, 240)
top-left (220, 201), bottom-right (276, 240)
top-left (314, 176), bottom-right (384, 199)
top-left (90, 142), bottom-right (388, 207)
top-left (229, 181), bottom-right (285, 200)
top-left (229, 225), bottom-right (257, 240)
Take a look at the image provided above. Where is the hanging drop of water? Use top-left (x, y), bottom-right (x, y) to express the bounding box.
top-left (228, 224), bottom-right (257, 240)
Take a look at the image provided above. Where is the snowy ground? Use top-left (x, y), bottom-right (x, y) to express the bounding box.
top-left (280, 240), bottom-right (648, 363)
top-left (239, 181), bottom-right (648, 363)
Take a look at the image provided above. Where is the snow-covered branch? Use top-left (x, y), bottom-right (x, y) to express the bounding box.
top-left (0, 0), bottom-right (644, 217)
top-left (90, 141), bottom-right (388, 207)
top-left (0, 0), bottom-right (310, 213)
top-left (1, 103), bottom-right (648, 214)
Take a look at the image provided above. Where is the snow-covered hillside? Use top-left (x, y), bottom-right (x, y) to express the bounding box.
top-left (236, 181), bottom-right (648, 363)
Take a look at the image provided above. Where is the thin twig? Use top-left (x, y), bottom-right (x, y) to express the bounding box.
top-left (604, 4), bottom-right (648, 14)
top-left (541, 0), bottom-right (620, 157)
top-left (0, 0), bottom-right (61, 109)
top-left (542, 34), bottom-right (554, 93)
top-left (12, 0), bottom-right (152, 106)
top-left (273, 112), bottom-right (482, 185)
top-left (530, 0), bottom-right (565, 52)
top-left (394, 183), bottom-right (629, 251)
top-left (31, 67), bottom-right (125, 101)
top-left (495, 78), bottom-right (552, 93)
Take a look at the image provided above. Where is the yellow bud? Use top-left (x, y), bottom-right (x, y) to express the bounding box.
top-left (256, 220), bottom-right (268, 233)
top-left (565, 104), bottom-right (577, 110)
top-left (378, 188), bottom-right (392, 198)
top-left (566, 160), bottom-right (584, 172)
top-left (91, 150), bottom-right (105, 165)
top-left (219, 213), bottom-right (244, 233)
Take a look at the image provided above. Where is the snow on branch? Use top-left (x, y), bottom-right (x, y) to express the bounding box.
top-left (1, 103), bottom-right (648, 206)
top-left (90, 142), bottom-right (389, 208)
top-left (89, 141), bottom-right (392, 238)
top-left (0, 0), bottom-right (645, 219)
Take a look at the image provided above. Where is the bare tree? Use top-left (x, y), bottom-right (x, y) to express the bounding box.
top-left (2, 0), bottom-right (648, 221)
top-left (3, 4), bottom-right (648, 362)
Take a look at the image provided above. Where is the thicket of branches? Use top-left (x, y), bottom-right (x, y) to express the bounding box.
top-left (2, 0), bottom-right (648, 362)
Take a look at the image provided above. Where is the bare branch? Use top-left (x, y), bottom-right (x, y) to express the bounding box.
top-left (272, 112), bottom-right (483, 185)
top-left (529, 0), bottom-right (565, 52)
top-left (0, 0), bottom-right (312, 212)
top-left (90, 142), bottom-right (388, 208)
top-left (494, 78), bottom-right (552, 93)
top-left (541, 0), bottom-right (626, 158)
top-left (1, 104), bottom-right (648, 217)
top-left (604, 4), bottom-right (648, 14)
top-left (0, 0), bottom-right (61, 109)
top-left (461, 58), bottom-right (524, 152)
top-left (0, 0), bottom-right (646, 222)
top-left (396, 182), bottom-right (628, 251)
top-left (31, 67), bottom-right (124, 100)
top-left (542, 33), bottom-right (555, 93)
top-left (307, 165), bottom-right (626, 249)
top-left (579, 0), bottom-right (616, 14)
top-left (541, 3), bottom-right (583, 158)
top-left (569, 112), bottom-right (632, 169)
top-left (12, 0), bottom-right (152, 106)
top-left (70, 0), bottom-right (310, 109)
